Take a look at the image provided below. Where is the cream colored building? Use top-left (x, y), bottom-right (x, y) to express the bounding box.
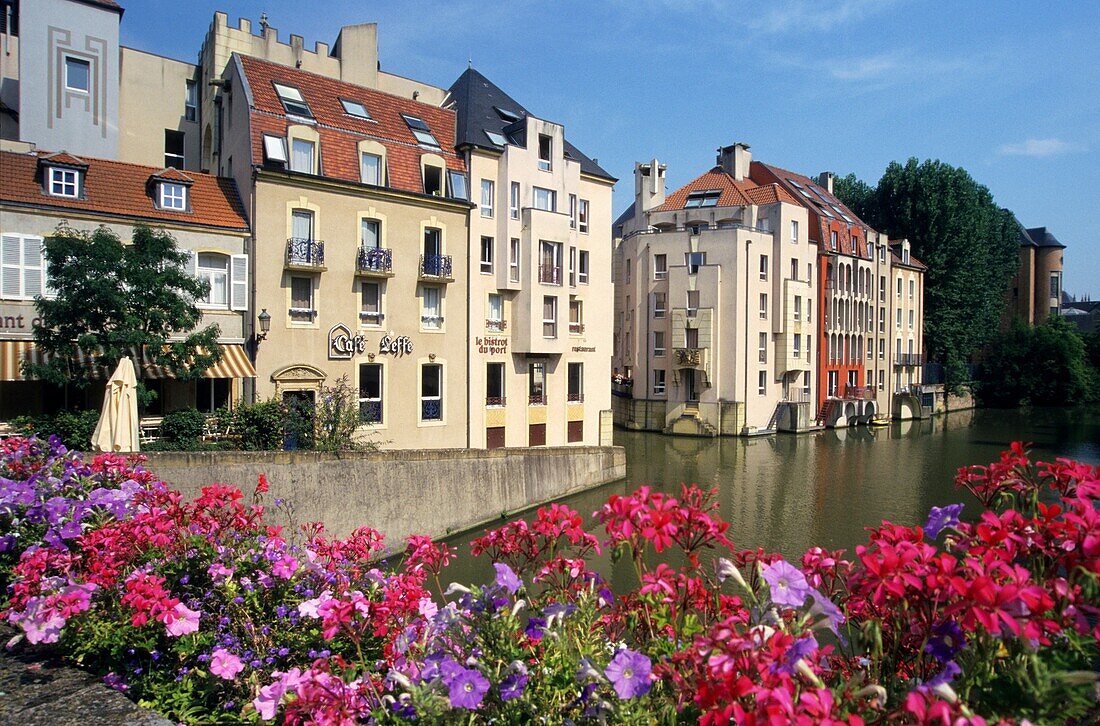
top-left (447, 69), bottom-right (615, 448)
top-left (613, 144), bottom-right (816, 435)
top-left (889, 239), bottom-right (925, 395)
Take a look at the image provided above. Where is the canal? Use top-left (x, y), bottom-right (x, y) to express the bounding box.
top-left (443, 406), bottom-right (1100, 587)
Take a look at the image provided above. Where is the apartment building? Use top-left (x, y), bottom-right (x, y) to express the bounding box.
top-left (1008, 225), bottom-right (1065, 326)
top-left (890, 239), bottom-right (925, 396)
top-left (613, 144), bottom-right (815, 435)
top-left (447, 68), bottom-right (615, 448)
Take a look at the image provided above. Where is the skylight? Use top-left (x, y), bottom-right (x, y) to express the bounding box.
top-left (263, 134), bottom-right (288, 163)
top-left (817, 204), bottom-right (835, 219)
top-left (494, 106), bottom-right (521, 123)
top-left (684, 190), bottom-right (721, 208)
top-left (402, 114), bottom-right (440, 148)
top-left (340, 98), bottom-right (372, 120)
top-left (484, 130), bottom-right (508, 146)
top-left (272, 83), bottom-right (312, 118)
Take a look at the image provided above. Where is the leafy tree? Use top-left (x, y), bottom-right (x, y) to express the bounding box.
top-left (27, 225), bottom-right (221, 403)
top-left (979, 316), bottom-right (1097, 406)
top-left (834, 159), bottom-right (1019, 390)
top-left (832, 172), bottom-right (876, 223)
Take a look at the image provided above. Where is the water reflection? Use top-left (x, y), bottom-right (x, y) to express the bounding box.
top-left (444, 406), bottom-right (1100, 588)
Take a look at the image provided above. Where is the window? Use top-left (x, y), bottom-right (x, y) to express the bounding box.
top-left (158, 182), bottom-right (187, 211)
top-left (909, 279), bottom-right (915, 300)
top-left (420, 364), bottom-right (443, 421)
top-left (487, 293), bottom-right (504, 330)
top-left (543, 295), bottom-right (558, 337)
top-left (360, 281), bottom-right (383, 325)
top-left (791, 259), bottom-right (799, 281)
top-left (879, 306), bottom-right (886, 333)
top-left (568, 299), bottom-right (584, 335)
top-left (569, 194), bottom-right (577, 229)
top-left (790, 220), bottom-right (799, 244)
top-left (533, 186), bottom-right (556, 211)
top-left (48, 167), bottom-right (79, 198)
top-left (896, 277), bottom-right (902, 298)
top-left (568, 362), bottom-right (584, 402)
top-left (879, 339), bottom-right (885, 360)
top-left (487, 363), bottom-right (506, 406)
top-left (292, 209), bottom-right (314, 241)
top-left (807, 300), bottom-right (812, 322)
top-left (686, 251), bottom-right (706, 274)
top-left (896, 308), bottom-right (902, 329)
top-left (653, 331), bottom-right (666, 357)
top-left (653, 369), bottom-right (666, 395)
top-left (758, 332), bottom-right (768, 363)
top-left (195, 253), bottom-right (228, 307)
top-left (909, 309), bottom-right (915, 329)
top-left (423, 227), bottom-right (442, 258)
top-left (510, 182), bottom-right (520, 219)
top-left (624, 258), bottom-right (630, 284)
top-left (879, 276), bottom-right (886, 301)
top-left (485, 130), bottom-right (508, 146)
top-left (759, 254), bottom-right (768, 281)
top-left (447, 170), bottom-right (468, 200)
top-left (289, 276), bottom-right (313, 321)
top-left (361, 219), bottom-right (380, 250)
top-left (684, 190), bottom-right (720, 207)
top-left (361, 153), bottom-right (382, 185)
top-left (578, 251), bottom-right (589, 284)
top-left (539, 240), bottom-right (562, 285)
top-left (64, 57), bottom-right (90, 92)
top-left (359, 364), bottom-right (383, 423)
top-left (480, 237), bottom-right (494, 274)
top-left (263, 134), bottom-right (288, 164)
top-left (759, 293), bottom-right (768, 319)
top-left (273, 83), bottom-right (312, 118)
top-left (808, 263), bottom-right (813, 281)
top-left (653, 292), bottom-right (666, 318)
top-left (579, 199), bottom-right (590, 233)
top-left (402, 114), bottom-right (440, 148)
top-left (903, 248), bottom-right (910, 264)
top-left (803, 371), bottom-right (811, 396)
top-left (569, 247), bottom-right (577, 286)
top-left (480, 179), bottom-right (494, 217)
top-left (1050, 272), bottom-right (1061, 299)
top-left (509, 238), bottom-right (520, 282)
top-left (878, 369), bottom-right (885, 391)
top-left (793, 334), bottom-right (801, 358)
top-left (423, 163), bottom-right (444, 195)
top-left (867, 338), bottom-right (874, 358)
top-left (654, 254), bottom-right (667, 280)
top-left (538, 134), bottom-right (552, 171)
top-left (529, 362), bottom-right (546, 405)
top-left (340, 98), bottom-right (372, 120)
top-left (758, 370), bottom-right (767, 396)
top-left (0, 234), bottom-right (47, 301)
top-left (687, 290), bottom-right (700, 318)
top-left (197, 379), bottom-right (230, 414)
top-left (185, 80), bottom-right (198, 122)
top-left (686, 327), bottom-right (699, 349)
top-left (421, 286), bottom-right (442, 329)
top-left (794, 296), bottom-right (802, 322)
top-left (164, 129), bottom-right (185, 168)
top-left (290, 138), bottom-right (315, 174)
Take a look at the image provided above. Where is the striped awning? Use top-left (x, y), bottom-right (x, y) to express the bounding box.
top-left (0, 341), bottom-right (255, 381)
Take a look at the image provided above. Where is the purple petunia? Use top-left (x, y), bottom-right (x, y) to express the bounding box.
top-left (446, 667), bottom-right (490, 710)
top-left (499, 671), bottom-right (527, 701)
top-left (778, 634), bottom-right (818, 674)
top-left (808, 587), bottom-right (846, 635)
top-left (925, 621), bottom-right (965, 663)
top-left (762, 559), bottom-right (812, 608)
top-left (493, 562), bottom-right (522, 594)
top-left (604, 648), bottom-right (652, 700)
top-left (924, 503), bottom-right (964, 539)
top-left (922, 660), bottom-right (962, 691)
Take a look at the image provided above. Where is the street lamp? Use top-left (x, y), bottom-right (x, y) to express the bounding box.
top-left (256, 308), bottom-right (271, 342)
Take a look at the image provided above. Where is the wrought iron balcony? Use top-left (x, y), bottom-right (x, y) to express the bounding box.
top-left (359, 401), bottom-right (382, 424)
top-left (895, 353), bottom-right (922, 366)
top-left (486, 318), bottom-right (507, 332)
top-left (286, 238), bottom-right (325, 269)
top-left (485, 396), bottom-right (506, 407)
top-left (567, 392), bottom-right (584, 403)
top-left (569, 322), bottom-right (585, 335)
top-left (528, 393), bottom-right (546, 406)
top-left (419, 254), bottom-right (453, 281)
top-left (356, 246), bottom-right (393, 276)
top-left (359, 310), bottom-right (385, 324)
top-left (421, 315), bottom-right (444, 329)
top-left (421, 399), bottom-right (442, 421)
top-left (538, 264), bottom-right (562, 285)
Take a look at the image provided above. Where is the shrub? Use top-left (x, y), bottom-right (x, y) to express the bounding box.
top-left (158, 408), bottom-right (206, 449)
top-left (10, 409), bottom-right (99, 450)
top-left (313, 374), bottom-right (372, 452)
top-left (230, 398), bottom-right (287, 451)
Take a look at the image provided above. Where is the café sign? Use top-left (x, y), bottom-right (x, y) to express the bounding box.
top-left (378, 334), bottom-right (413, 357)
top-left (328, 323), bottom-right (367, 360)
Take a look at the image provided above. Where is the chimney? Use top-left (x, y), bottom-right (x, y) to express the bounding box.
top-left (817, 171), bottom-right (835, 194)
top-left (332, 23), bottom-right (380, 89)
top-left (717, 142), bottom-right (752, 181)
top-left (635, 159), bottom-right (666, 213)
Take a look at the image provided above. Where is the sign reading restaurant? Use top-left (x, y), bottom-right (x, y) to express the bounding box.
top-left (329, 324), bottom-right (414, 360)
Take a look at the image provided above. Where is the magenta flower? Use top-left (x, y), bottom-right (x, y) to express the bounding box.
top-left (271, 555), bottom-right (299, 580)
top-left (762, 559), bottom-right (812, 608)
top-left (924, 503), bottom-right (964, 539)
top-left (447, 667), bottom-right (490, 710)
top-left (210, 648), bottom-right (245, 679)
top-left (493, 562), bottom-right (522, 594)
top-left (604, 648), bottom-right (653, 699)
top-left (164, 602), bottom-right (200, 637)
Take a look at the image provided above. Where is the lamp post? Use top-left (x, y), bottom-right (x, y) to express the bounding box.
top-left (256, 309), bottom-right (271, 341)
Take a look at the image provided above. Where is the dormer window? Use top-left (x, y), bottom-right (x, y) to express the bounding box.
top-left (263, 134), bottom-right (288, 164)
top-left (538, 134), bottom-right (552, 171)
top-left (684, 190), bottom-right (721, 208)
top-left (484, 130), bottom-right (508, 147)
top-left (402, 114), bottom-right (440, 148)
top-left (290, 138), bottom-right (316, 174)
top-left (48, 167), bottom-right (80, 198)
top-left (159, 182), bottom-right (188, 211)
top-left (495, 106), bottom-right (521, 123)
top-left (339, 98), bottom-right (372, 120)
top-left (448, 170), bottom-right (469, 201)
top-left (272, 83), bottom-right (312, 119)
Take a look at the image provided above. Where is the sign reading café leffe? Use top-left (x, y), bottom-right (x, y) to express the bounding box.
top-left (328, 324), bottom-right (413, 360)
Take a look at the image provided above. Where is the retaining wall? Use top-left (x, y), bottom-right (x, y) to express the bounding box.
top-left (144, 446), bottom-right (625, 543)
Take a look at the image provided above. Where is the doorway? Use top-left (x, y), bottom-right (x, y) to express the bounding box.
top-left (282, 389), bottom-right (315, 450)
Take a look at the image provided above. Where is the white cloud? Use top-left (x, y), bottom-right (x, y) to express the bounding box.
top-left (827, 54), bottom-right (899, 80)
top-left (997, 138), bottom-right (1084, 157)
top-left (749, 0), bottom-right (895, 34)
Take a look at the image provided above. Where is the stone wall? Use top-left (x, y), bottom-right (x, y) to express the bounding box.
top-left (144, 446), bottom-right (625, 542)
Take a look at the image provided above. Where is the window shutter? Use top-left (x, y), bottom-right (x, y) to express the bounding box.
top-left (2, 235), bottom-right (23, 299)
top-left (230, 254), bottom-right (248, 311)
top-left (22, 237), bottom-right (43, 299)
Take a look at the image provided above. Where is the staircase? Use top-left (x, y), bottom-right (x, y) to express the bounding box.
top-left (765, 403), bottom-right (782, 432)
top-left (663, 401), bottom-right (718, 437)
top-left (815, 400), bottom-right (835, 426)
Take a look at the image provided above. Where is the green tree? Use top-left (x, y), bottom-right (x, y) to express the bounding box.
top-left (27, 225), bottom-right (221, 402)
top-left (835, 159), bottom-right (1019, 390)
top-left (832, 172), bottom-right (876, 223)
top-left (980, 316), bottom-right (1097, 406)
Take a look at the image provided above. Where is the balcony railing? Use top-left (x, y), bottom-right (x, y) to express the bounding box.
top-left (895, 353), bottom-right (922, 366)
top-left (286, 238), bottom-right (325, 268)
top-left (356, 246), bottom-right (393, 275)
top-left (419, 254), bottom-right (453, 280)
top-left (421, 315), bottom-right (444, 329)
top-left (486, 318), bottom-right (507, 332)
top-left (569, 322), bottom-right (585, 335)
top-left (840, 385), bottom-right (873, 400)
top-left (529, 393), bottom-right (546, 406)
top-left (359, 310), bottom-right (384, 324)
top-left (485, 396), bottom-right (506, 407)
top-left (359, 401), bottom-right (382, 424)
top-left (421, 399), bottom-right (442, 421)
top-left (567, 392), bottom-right (584, 403)
top-left (538, 264), bottom-right (562, 285)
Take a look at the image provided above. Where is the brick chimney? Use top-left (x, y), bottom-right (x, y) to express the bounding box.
top-left (717, 142), bottom-right (752, 181)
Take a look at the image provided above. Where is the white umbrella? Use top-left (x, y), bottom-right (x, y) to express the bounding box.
top-left (91, 356), bottom-right (140, 453)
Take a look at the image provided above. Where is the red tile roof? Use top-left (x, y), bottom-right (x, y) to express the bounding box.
top-left (150, 168), bottom-right (195, 183)
top-left (656, 167), bottom-right (798, 212)
top-left (40, 151), bottom-right (88, 167)
top-left (237, 56), bottom-right (465, 195)
top-left (0, 150), bottom-right (249, 232)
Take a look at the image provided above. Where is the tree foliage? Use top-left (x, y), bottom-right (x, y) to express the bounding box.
top-left (834, 159), bottom-right (1020, 390)
top-left (979, 316), bottom-right (1097, 407)
top-left (27, 225), bottom-right (221, 392)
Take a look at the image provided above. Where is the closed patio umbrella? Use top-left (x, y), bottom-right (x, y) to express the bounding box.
top-left (91, 356), bottom-right (140, 453)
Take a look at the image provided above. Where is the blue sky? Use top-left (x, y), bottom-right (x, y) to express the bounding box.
top-left (122, 0), bottom-right (1099, 296)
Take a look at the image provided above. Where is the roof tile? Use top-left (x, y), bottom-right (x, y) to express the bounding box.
top-left (656, 167), bottom-right (798, 212)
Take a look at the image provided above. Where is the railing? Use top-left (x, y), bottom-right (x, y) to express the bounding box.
top-left (675, 347), bottom-right (703, 367)
top-left (840, 385), bottom-right (873, 400)
top-left (359, 401), bottom-right (382, 424)
top-left (895, 353), bottom-right (922, 366)
top-left (420, 254), bottom-right (452, 279)
top-left (486, 318), bottom-right (507, 332)
top-left (286, 238), bottom-right (325, 267)
top-left (569, 322), bottom-right (585, 335)
top-left (421, 399), bottom-right (442, 421)
top-left (783, 390), bottom-right (812, 403)
top-left (567, 392), bottom-right (584, 403)
top-left (485, 396), bottom-right (506, 407)
top-left (538, 264), bottom-right (562, 285)
top-left (357, 246), bottom-right (393, 274)
top-left (421, 315), bottom-right (444, 328)
top-left (529, 394), bottom-right (546, 406)
top-left (359, 310), bottom-right (384, 324)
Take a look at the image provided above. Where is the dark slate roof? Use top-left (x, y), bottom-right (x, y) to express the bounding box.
top-left (1063, 300), bottom-right (1100, 314)
top-left (1025, 226), bottom-right (1066, 249)
top-left (612, 204), bottom-right (635, 236)
top-left (446, 68), bottom-right (615, 182)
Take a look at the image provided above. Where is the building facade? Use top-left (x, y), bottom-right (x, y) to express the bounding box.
top-left (1008, 225), bottom-right (1065, 326)
top-left (448, 69), bottom-right (615, 448)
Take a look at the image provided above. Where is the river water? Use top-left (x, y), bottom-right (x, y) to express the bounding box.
top-left (443, 406), bottom-right (1100, 587)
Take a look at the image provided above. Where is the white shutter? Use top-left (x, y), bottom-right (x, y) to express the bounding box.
top-left (230, 254), bottom-right (248, 311)
top-left (22, 237), bottom-right (43, 299)
top-left (2, 235), bottom-right (23, 299)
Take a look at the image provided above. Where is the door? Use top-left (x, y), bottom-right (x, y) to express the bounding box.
top-left (567, 420), bottom-right (583, 443)
top-left (486, 426), bottom-right (505, 450)
top-left (529, 423), bottom-right (546, 446)
top-left (682, 369), bottom-right (697, 402)
top-left (282, 390), bottom-right (315, 450)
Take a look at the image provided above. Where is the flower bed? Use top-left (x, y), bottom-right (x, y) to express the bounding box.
top-left (0, 436), bottom-right (1098, 723)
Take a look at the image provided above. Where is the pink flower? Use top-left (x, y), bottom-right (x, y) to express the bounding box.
top-left (209, 648), bottom-right (244, 679)
top-left (253, 668), bottom-right (301, 721)
top-left (272, 555), bottom-right (299, 580)
top-left (164, 602), bottom-right (200, 637)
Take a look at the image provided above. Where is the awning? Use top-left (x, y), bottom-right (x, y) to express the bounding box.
top-left (0, 342), bottom-right (255, 381)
